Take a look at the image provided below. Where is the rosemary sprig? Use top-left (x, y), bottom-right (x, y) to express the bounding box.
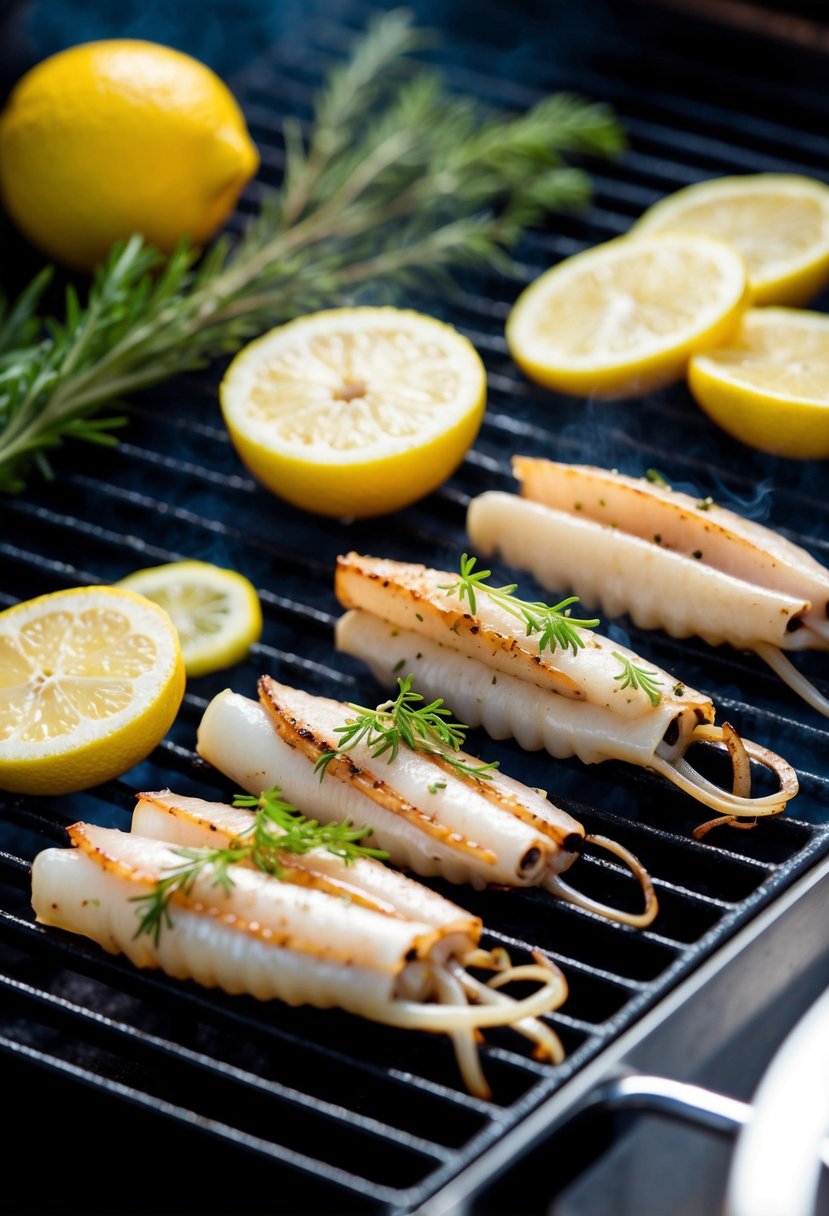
top-left (0, 9), bottom-right (623, 493)
top-left (439, 553), bottom-right (600, 656)
top-left (315, 673), bottom-right (499, 781)
top-left (130, 786), bottom-right (386, 944)
top-left (612, 652), bottom-right (663, 707)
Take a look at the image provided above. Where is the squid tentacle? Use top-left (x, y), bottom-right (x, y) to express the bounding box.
top-left (755, 642), bottom-right (829, 719)
top-left (544, 832), bottom-right (658, 928)
top-left (651, 721), bottom-right (798, 821)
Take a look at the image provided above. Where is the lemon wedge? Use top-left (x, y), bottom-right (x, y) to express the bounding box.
top-left (219, 307), bottom-right (487, 518)
top-left (688, 307), bottom-right (829, 459)
top-left (117, 561), bottom-right (262, 677)
top-left (633, 174), bottom-right (829, 306)
top-left (0, 586), bottom-right (185, 795)
top-left (505, 233), bottom-right (747, 399)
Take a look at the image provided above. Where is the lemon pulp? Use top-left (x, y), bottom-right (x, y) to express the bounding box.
top-left (506, 233), bottom-right (748, 398)
top-left (633, 174), bottom-right (829, 306)
top-left (220, 307), bottom-right (487, 518)
top-left (117, 561), bottom-right (262, 677)
top-left (0, 586), bottom-right (185, 795)
top-left (688, 307), bottom-right (829, 459)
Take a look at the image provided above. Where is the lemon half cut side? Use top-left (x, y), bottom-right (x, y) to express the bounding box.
top-left (0, 585), bottom-right (186, 795)
top-left (505, 232), bottom-right (748, 399)
top-left (633, 174), bottom-right (829, 306)
top-left (688, 307), bottom-right (829, 459)
top-left (219, 307), bottom-right (487, 519)
top-left (117, 561), bottom-right (263, 678)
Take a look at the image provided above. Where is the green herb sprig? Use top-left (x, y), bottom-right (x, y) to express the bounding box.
top-left (315, 673), bottom-right (499, 781)
top-left (612, 652), bottom-right (663, 707)
top-left (130, 786), bottom-right (386, 944)
top-left (0, 9), bottom-right (623, 493)
top-left (439, 553), bottom-right (600, 656)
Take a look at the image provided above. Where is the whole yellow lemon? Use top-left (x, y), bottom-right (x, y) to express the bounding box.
top-left (0, 39), bottom-right (259, 272)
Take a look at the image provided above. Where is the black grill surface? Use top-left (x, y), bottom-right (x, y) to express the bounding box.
top-left (2, 2), bottom-right (829, 1213)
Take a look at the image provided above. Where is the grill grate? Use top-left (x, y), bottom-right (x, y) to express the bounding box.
top-left (2, 2), bottom-right (829, 1212)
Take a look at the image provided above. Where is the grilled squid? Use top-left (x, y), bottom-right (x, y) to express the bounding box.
top-left (196, 678), bottom-right (658, 927)
top-left (467, 457), bottom-right (829, 717)
top-left (31, 810), bottom-right (568, 1099)
top-left (332, 552), bottom-right (798, 831)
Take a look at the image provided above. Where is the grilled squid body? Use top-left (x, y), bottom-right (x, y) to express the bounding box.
top-left (31, 805), bottom-right (569, 1099)
top-left (333, 553), bottom-right (798, 827)
top-left (196, 678), bottom-right (657, 927)
top-left (467, 457), bottom-right (829, 716)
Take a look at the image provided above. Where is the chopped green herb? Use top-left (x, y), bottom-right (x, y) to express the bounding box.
top-left (439, 553), bottom-right (600, 657)
top-left (673, 683), bottom-right (686, 697)
top-left (393, 658), bottom-right (406, 672)
top-left (612, 653), bottom-right (663, 707)
top-left (646, 468), bottom-right (671, 488)
top-left (427, 781), bottom-right (447, 794)
top-left (131, 787), bottom-right (386, 944)
top-left (696, 496), bottom-right (714, 511)
top-left (315, 674), bottom-right (499, 783)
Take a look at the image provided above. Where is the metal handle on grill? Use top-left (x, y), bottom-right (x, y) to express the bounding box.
top-left (585, 1025), bottom-right (829, 1216)
top-left (724, 984), bottom-right (829, 1216)
top-left (584, 1073), bottom-right (753, 1139)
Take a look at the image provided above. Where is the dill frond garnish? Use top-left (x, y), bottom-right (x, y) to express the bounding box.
top-left (315, 673), bottom-right (499, 781)
top-left (130, 786), bottom-right (386, 944)
top-left (612, 653), bottom-right (663, 707)
top-left (439, 552), bottom-right (600, 656)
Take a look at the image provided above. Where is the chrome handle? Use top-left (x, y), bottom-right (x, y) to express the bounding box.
top-left (724, 984), bottom-right (829, 1216)
top-left (585, 1073), bottom-right (750, 1137)
top-left (585, 1072), bottom-right (829, 1169)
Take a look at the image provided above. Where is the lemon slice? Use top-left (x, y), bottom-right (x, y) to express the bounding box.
top-left (688, 307), bottom-right (829, 459)
top-left (219, 307), bottom-right (487, 518)
top-left (633, 174), bottom-right (829, 306)
top-left (117, 561), bottom-right (262, 677)
top-left (505, 233), bottom-right (747, 399)
top-left (0, 586), bottom-right (185, 795)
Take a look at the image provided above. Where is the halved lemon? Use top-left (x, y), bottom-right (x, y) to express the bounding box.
top-left (688, 307), bottom-right (829, 459)
top-left (505, 233), bottom-right (747, 399)
top-left (117, 560), bottom-right (262, 677)
top-left (0, 585), bottom-right (185, 795)
top-left (219, 307), bottom-right (487, 518)
top-left (633, 174), bottom-right (829, 306)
